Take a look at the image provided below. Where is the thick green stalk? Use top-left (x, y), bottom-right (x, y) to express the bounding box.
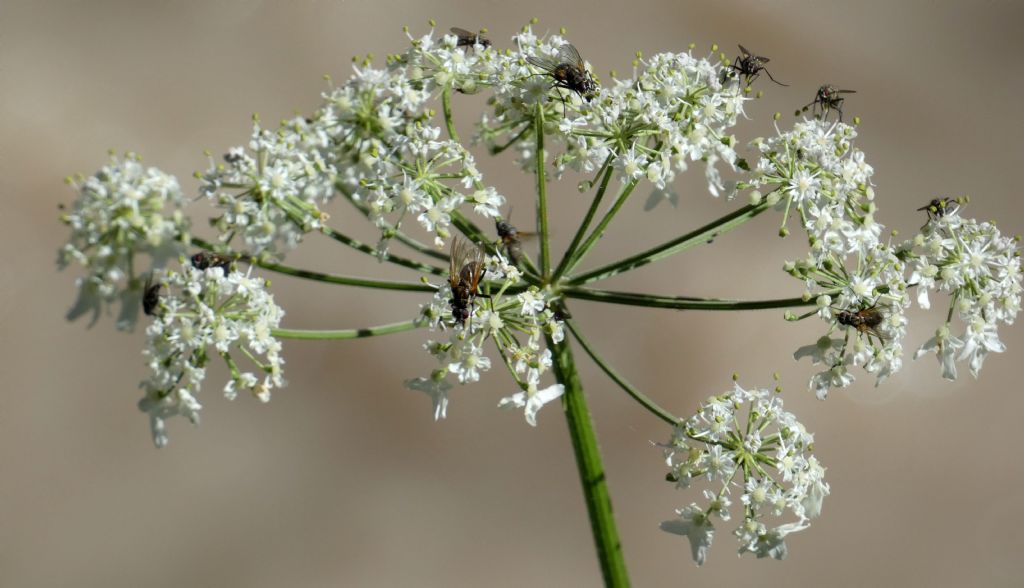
top-left (568, 201), bottom-right (772, 285)
top-left (564, 288), bottom-right (823, 311)
top-left (548, 334), bottom-right (630, 587)
top-left (273, 319), bottom-right (419, 340)
top-left (535, 105), bottom-right (551, 277)
top-left (565, 320), bottom-right (679, 426)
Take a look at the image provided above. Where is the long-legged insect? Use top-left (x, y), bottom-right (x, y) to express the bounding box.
top-left (726, 44), bottom-right (788, 87)
top-left (799, 84), bottom-right (856, 122)
top-left (448, 238), bottom-right (487, 325)
top-left (450, 27), bottom-right (491, 49)
top-left (526, 43), bottom-right (598, 111)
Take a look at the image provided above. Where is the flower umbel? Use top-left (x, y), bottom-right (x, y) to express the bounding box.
top-left (659, 380), bottom-right (827, 565)
top-left (59, 152), bottom-right (189, 330)
top-left (139, 262), bottom-right (285, 447)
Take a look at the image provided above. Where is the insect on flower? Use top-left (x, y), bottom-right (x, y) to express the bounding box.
top-left (450, 27), bottom-right (491, 49)
top-left (917, 197), bottom-right (960, 221)
top-left (526, 43), bottom-right (598, 104)
top-left (725, 44), bottom-right (788, 87)
top-left (142, 274), bottom-right (162, 316)
top-left (448, 237), bottom-right (488, 325)
top-left (799, 84), bottom-right (856, 122)
top-left (191, 251), bottom-right (234, 273)
top-left (835, 304), bottom-right (886, 344)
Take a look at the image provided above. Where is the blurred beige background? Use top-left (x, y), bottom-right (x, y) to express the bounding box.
top-left (3, 0), bottom-right (1024, 586)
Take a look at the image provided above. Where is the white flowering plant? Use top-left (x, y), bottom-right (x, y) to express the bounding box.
top-left (58, 20), bottom-right (1020, 584)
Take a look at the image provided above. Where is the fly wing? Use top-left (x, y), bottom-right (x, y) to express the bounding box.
top-left (738, 44), bottom-right (752, 58)
top-left (526, 52), bottom-right (560, 72)
top-left (450, 27), bottom-right (475, 38)
top-left (556, 43), bottom-right (586, 69)
top-left (449, 238), bottom-right (466, 287)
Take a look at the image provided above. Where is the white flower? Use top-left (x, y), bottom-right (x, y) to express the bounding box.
top-left (660, 504), bottom-right (715, 566)
top-left (914, 325), bottom-right (964, 380)
top-left (958, 316), bottom-right (1006, 378)
top-left (405, 374), bottom-right (452, 420)
top-left (498, 383), bottom-right (565, 426)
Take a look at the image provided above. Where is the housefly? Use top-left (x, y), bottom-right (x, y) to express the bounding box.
top-left (450, 27), bottom-right (491, 49)
top-left (448, 238), bottom-right (487, 325)
top-left (526, 43), bottom-right (598, 102)
top-left (836, 304), bottom-right (886, 343)
top-left (190, 251), bottom-right (234, 273)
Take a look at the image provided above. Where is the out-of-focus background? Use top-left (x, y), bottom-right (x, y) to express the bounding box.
top-left (3, 0), bottom-right (1023, 586)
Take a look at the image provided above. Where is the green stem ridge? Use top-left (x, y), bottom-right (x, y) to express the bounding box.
top-left (548, 334), bottom-right (630, 587)
top-left (564, 288), bottom-right (821, 311)
top-left (569, 201), bottom-right (772, 285)
top-left (565, 320), bottom-right (679, 426)
top-left (535, 105), bottom-right (551, 277)
top-left (273, 319), bottom-right (420, 340)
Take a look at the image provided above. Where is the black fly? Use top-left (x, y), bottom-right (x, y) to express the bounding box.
top-left (726, 44), bottom-right (787, 87)
top-left (799, 84), bottom-right (856, 122)
top-left (142, 274), bottom-right (162, 316)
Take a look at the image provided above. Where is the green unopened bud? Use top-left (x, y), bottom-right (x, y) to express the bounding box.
top-left (778, 227), bottom-right (790, 238)
top-left (749, 190), bottom-right (763, 205)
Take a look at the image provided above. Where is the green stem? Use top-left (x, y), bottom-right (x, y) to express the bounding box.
top-left (257, 261), bottom-right (435, 292)
top-left (548, 334), bottom-right (630, 587)
top-left (189, 237), bottom-right (435, 292)
top-left (560, 178), bottom-right (640, 278)
top-left (319, 225), bottom-right (446, 276)
top-left (489, 123), bottom-right (531, 155)
top-left (273, 319), bottom-right (420, 340)
top-left (552, 155), bottom-right (615, 282)
top-left (535, 105), bottom-right (551, 277)
top-left (568, 201), bottom-right (772, 285)
top-left (564, 288), bottom-right (822, 311)
top-left (442, 86), bottom-right (459, 142)
top-left (565, 320), bottom-right (679, 426)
